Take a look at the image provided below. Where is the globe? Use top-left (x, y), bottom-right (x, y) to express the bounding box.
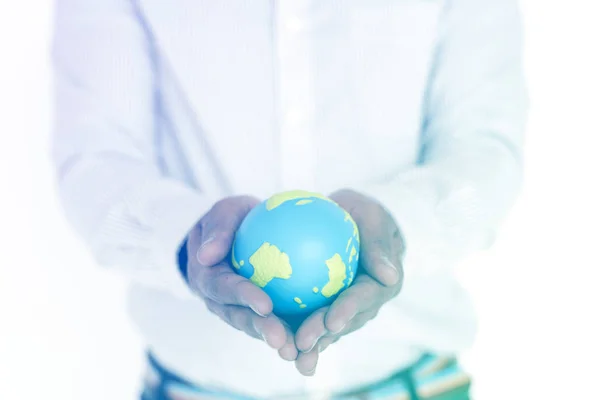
top-left (231, 190), bottom-right (360, 316)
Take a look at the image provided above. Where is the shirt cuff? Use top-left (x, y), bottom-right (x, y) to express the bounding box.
top-left (143, 185), bottom-right (212, 300)
top-left (178, 238), bottom-right (189, 281)
top-left (352, 167), bottom-right (482, 277)
top-left (93, 180), bottom-right (214, 301)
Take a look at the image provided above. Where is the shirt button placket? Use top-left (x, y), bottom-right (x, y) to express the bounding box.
top-left (275, 1), bottom-right (316, 192)
top-left (274, 4), bottom-right (341, 395)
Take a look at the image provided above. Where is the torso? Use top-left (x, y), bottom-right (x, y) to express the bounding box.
top-left (127, 2), bottom-right (476, 398)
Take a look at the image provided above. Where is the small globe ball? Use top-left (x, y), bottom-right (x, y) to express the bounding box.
top-left (231, 190), bottom-right (360, 316)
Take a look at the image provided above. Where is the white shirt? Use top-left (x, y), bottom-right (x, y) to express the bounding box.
top-left (51, 0), bottom-right (527, 398)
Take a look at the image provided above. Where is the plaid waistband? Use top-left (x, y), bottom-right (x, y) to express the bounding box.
top-left (142, 354), bottom-right (471, 400)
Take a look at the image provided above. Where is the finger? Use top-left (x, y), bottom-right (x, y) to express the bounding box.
top-left (359, 237), bottom-right (402, 287)
top-left (252, 313), bottom-right (289, 350)
top-left (342, 200), bottom-right (402, 287)
top-left (205, 300), bottom-right (287, 349)
top-left (317, 310), bottom-right (378, 354)
top-left (204, 299), bottom-right (259, 339)
top-left (295, 349), bottom-right (319, 376)
top-left (334, 309), bottom-right (379, 337)
top-left (324, 275), bottom-right (383, 333)
top-left (278, 321), bottom-right (299, 362)
top-left (195, 196), bottom-right (260, 267)
top-left (316, 335), bottom-right (339, 353)
top-left (295, 307), bottom-right (328, 353)
top-left (190, 262), bottom-right (273, 316)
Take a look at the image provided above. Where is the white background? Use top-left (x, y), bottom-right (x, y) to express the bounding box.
top-left (1, 1), bottom-right (599, 399)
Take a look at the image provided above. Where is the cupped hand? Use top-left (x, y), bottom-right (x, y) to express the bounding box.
top-left (186, 196), bottom-right (298, 362)
top-left (294, 189), bottom-right (405, 375)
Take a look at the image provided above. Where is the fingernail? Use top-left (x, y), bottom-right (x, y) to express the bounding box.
top-left (317, 342), bottom-right (327, 353)
top-left (301, 331), bottom-right (324, 353)
top-left (380, 254), bottom-right (400, 285)
top-left (248, 303), bottom-right (267, 318)
top-left (306, 368), bottom-right (316, 376)
top-left (279, 346), bottom-right (298, 361)
top-left (196, 235), bottom-right (215, 265)
top-left (330, 323), bottom-right (346, 335)
top-left (201, 234), bottom-right (215, 248)
top-left (305, 338), bottom-right (319, 353)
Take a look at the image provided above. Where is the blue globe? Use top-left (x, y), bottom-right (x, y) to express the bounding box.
top-left (231, 190), bottom-right (360, 316)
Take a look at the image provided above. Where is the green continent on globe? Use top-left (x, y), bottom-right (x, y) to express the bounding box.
top-left (321, 253), bottom-right (348, 298)
top-left (349, 246), bottom-right (358, 263)
top-left (344, 211), bottom-right (360, 244)
top-left (265, 190), bottom-right (335, 211)
top-left (248, 242), bottom-right (293, 288)
top-left (294, 297), bottom-right (307, 309)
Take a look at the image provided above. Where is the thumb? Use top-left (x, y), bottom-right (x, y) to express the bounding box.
top-left (360, 235), bottom-right (402, 287)
top-left (195, 196), bottom-right (260, 267)
top-left (331, 189), bottom-right (403, 287)
top-left (352, 209), bottom-right (403, 288)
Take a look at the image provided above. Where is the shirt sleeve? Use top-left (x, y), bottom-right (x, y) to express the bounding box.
top-left (356, 0), bottom-right (528, 276)
top-left (52, 0), bottom-right (213, 299)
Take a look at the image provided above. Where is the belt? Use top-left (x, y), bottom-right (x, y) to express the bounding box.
top-left (142, 353), bottom-right (471, 400)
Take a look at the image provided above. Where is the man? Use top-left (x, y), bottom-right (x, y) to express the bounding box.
top-left (52, 0), bottom-right (527, 399)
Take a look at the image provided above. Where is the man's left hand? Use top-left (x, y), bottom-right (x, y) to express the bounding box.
top-left (293, 189), bottom-right (405, 376)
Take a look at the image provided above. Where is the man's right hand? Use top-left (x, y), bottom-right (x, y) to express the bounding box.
top-left (186, 196), bottom-right (298, 362)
